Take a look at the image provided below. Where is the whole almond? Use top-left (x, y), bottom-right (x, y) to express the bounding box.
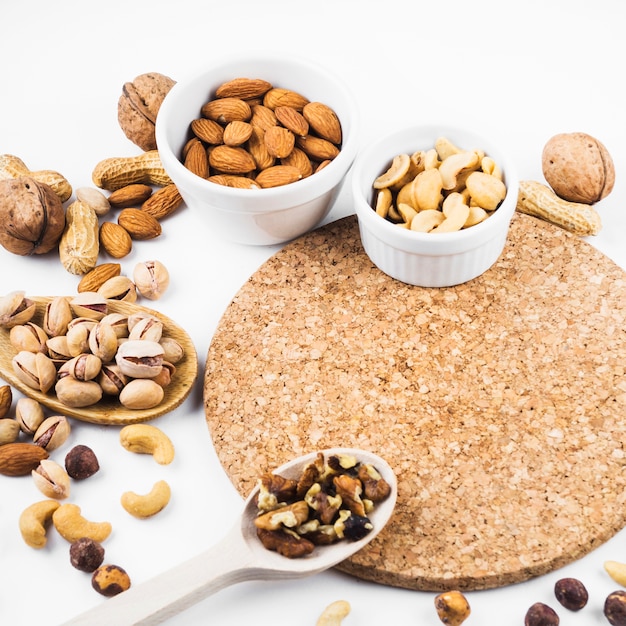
top-left (207, 175), bottom-right (260, 189)
top-left (209, 145), bottom-right (256, 174)
top-left (215, 78), bottom-right (273, 100)
top-left (275, 106), bottom-right (309, 137)
top-left (141, 184), bottom-right (184, 220)
top-left (223, 121), bottom-right (253, 147)
top-left (264, 126), bottom-right (295, 159)
top-left (99, 222), bottom-right (133, 258)
top-left (303, 102), bottom-right (342, 145)
top-left (0, 384), bottom-right (12, 419)
top-left (183, 139), bottom-right (209, 178)
top-left (118, 208), bottom-right (162, 240)
top-left (78, 263), bottom-right (122, 293)
top-left (190, 118), bottom-right (224, 145)
top-left (281, 147), bottom-right (314, 178)
top-left (255, 165), bottom-right (302, 188)
top-left (250, 104), bottom-right (278, 131)
top-left (263, 88), bottom-right (309, 111)
top-left (296, 135), bottom-right (340, 161)
top-left (107, 184), bottom-right (153, 209)
top-left (0, 442), bottom-right (49, 477)
top-left (201, 98), bottom-right (251, 124)
top-left (248, 127), bottom-right (275, 171)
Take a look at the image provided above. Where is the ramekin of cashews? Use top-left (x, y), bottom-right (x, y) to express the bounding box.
top-left (351, 125), bottom-right (519, 288)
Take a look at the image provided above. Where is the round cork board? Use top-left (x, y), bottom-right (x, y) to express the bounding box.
top-left (204, 212), bottom-right (626, 592)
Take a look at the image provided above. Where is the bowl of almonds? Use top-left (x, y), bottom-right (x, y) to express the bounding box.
top-left (155, 52), bottom-right (359, 246)
top-left (352, 124), bottom-right (519, 287)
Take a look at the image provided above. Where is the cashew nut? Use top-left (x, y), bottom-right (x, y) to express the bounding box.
top-left (316, 600), bottom-right (351, 626)
top-left (435, 136), bottom-right (462, 160)
top-left (432, 193), bottom-right (470, 233)
top-left (121, 480), bottom-right (171, 518)
top-left (373, 153), bottom-right (412, 190)
top-left (119, 423), bottom-right (175, 465)
top-left (52, 503), bottom-right (112, 543)
top-left (375, 188), bottom-right (393, 218)
top-left (19, 499), bottom-right (60, 548)
top-left (411, 209), bottom-right (445, 233)
top-left (439, 150), bottom-right (480, 191)
top-left (397, 202), bottom-right (418, 224)
top-left (465, 171), bottom-right (507, 211)
top-left (412, 168), bottom-right (443, 211)
top-left (605, 560), bottom-right (626, 586)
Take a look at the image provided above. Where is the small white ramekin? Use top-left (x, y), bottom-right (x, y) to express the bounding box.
top-left (352, 125), bottom-right (519, 287)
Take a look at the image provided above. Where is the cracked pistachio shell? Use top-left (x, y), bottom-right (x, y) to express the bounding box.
top-left (55, 377), bottom-right (103, 408)
top-left (100, 313), bottom-right (129, 338)
top-left (128, 316), bottom-right (163, 342)
top-left (159, 337), bottom-right (184, 364)
top-left (60, 353), bottom-right (103, 382)
top-left (15, 397), bottom-right (45, 435)
top-left (115, 340), bottom-right (164, 378)
top-left (33, 415), bottom-right (71, 452)
top-left (133, 260), bottom-right (170, 300)
top-left (70, 292), bottom-right (108, 321)
top-left (127, 312), bottom-right (158, 334)
top-left (32, 459), bottom-right (70, 499)
top-left (88, 322), bottom-right (118, 362)
top-left (97, 363), bottom-right (128, 396)
top-left (97, 276), bottom-right (137, 303)
top-left (46, 335), bottom-right (72, 361)
top-left (66, 324), bottom-right (92, 357)
top-left (119, 378), bottom-right (164, 410)
top-left (9, 322), bottom-right (49, 353)
top-left (43, 296), bottom-right (73, 337)
top-left (12, 351), bottom-right (56, 393)
top-left (0, 291), bottom-right (36, 328)
top-left (0, 418), bottom-right (20, 445)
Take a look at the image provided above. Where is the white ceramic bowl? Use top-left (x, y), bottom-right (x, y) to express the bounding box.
top-left (155, 52), bottom-right (359, 246)
top-left (352, 125), bottom-right (519, 287)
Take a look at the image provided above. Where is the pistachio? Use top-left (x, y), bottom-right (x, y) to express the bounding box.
top-left (33, 415), bottom-right (71, 452)
top-left (32, 459), bottom-right (71, 499)
top-left (88, 322), bottom-right (118, 362)
top-left (12, 351), bottom-right (56, 393)
top-left (127, 316), bottom-right (163, 342)
top-left (100, 313), bottom-right (129, 338)
top-left (133, 260), bottom-right (170, 300)
top-left (9, 322), bottom-right (49, 354)
top-left (119, 378), bottom-right (164, 410)
top-left (59, 353), bottom-right (102, 382)
top-left (152, 362), bottom-right (175, 387)
top-left (97, 363), bottom-right (128, 395)
top-left (127, 312), bottom-right (158, 334)
top-left (0, 384), bottom-right (12, 419)
top-left (75, 187), bottom-right (111, 217)
top-left (15, 397), bottom-right (45, 435)
top-left (97, 276), bottom-right (137, 303)
top-left (55, 377), bottom-right (103, 408)
top-left (70, 292), bottom-right (108, 320)
top-left (43, 296), bottom-right (73, 337)
top-left (0, 418), bottom-right (20, 445)
top-left (159, 337), bottom-right (185, 364)
top-left (0, 291), bottom-right (36, 328)
top-left (66, 323), bottom-right (92, 357)
top-left (45, 335), bottom-right (73, 361)
top-left (115, 340), bottom-right (164, 378)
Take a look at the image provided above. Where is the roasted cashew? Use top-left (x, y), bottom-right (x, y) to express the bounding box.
top-left (121, 479), bottom-right (171, 518)
top-left (411, 209), bottom-right (445, 233)
top-left (397, 202), bottom-right (418, 224)
top-left (19, 499), bottom-right (60, 548)
top-left (465, 171), bottom-right (507, 211)
top-left (432, 194), bottom-right (470, 233)
top-left (119, 423), bottom-right (175, 465)
top-left (412, 168), bottom-right (443, 211)
top-left (316, 600), bottom-right (351, 626)
top-left (605, 560), bottom-right (626, 586)
top-left (481, 155), bottom-right (503, 180)
top-left (439, 150), bottom-right (480, 191)
top-left (464, 206), bottom-right (489, 227)
top-left (374, 188), bottom-right (393, 218)
top-left (435, 136), bottom-right (462, 160)
top-left (52, 503), bottom-right (112, 543)
top-left (373, 153), bottom-right (412, 190)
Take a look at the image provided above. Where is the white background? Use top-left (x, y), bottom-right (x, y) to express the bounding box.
top-left (1, 1), bottom-right (626, 624)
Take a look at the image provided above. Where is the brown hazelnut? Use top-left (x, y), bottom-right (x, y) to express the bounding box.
top-left (69, 537), bottom-right (105, 572)
top-left (0, 177), bottom-right (65, 255)
top-left (554, 577), bottom-right (588, 611)
top-left (542, 132), bottom-right (615, 204)
top-left (65, 444), bottom-right (100, 480)
top-left (91, 564), bottom-right (131, 597)
top-left (606, 590), bottom-right (626, 626)
top-left (118, 72), bottom-right (176, 151)
top-left (524, 602), bottom-right (559, 626)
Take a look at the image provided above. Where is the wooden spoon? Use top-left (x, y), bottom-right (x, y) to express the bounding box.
top-left (63, 447), bottom-right (397, 625)
top-left (0, 296), bottom-right (198, 425)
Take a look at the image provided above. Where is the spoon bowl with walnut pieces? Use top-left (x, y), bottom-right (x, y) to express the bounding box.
top-left (62, 447), bottom-right (397, 626)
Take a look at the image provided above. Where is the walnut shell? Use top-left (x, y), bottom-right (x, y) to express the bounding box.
top-left (0, 176), bottom-right (65, 255)
top-left (118, 72), bottom-right (176, 151)
top-left (542, 132), bottom-right (615, 204)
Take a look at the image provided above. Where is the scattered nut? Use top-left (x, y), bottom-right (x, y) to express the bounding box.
top-left (91, 564), bottom-right (131, 597)
top-left (33, 415), bottom-right (71, 452)
top-left (606, 561), bottom-right (626, 587)
top-left (59, 200), bottom-right (100, 275)
top-left (554, 577), bottom-right (588, 611)
top-left (121, 479), bottom-right (171, 518)
top-left (133, 260), bottom-right (170, 300)
top-left (434, 590), bottom-right (471, 625)
top-left (18, 499), bottom-right (60, 548)
top-left (78, 263), bottom-right (122, 293)
top-left (15, 397), bottom-right (45, 435)
top-left (52, 503), bottom-right (112, 543)
top-left (65, 444), bottom-right (100, 480)
top-left (32, 459), bottom-right (71, 499)
top-left (0, 418), bottom-right (20, 445)
top-left (76, 186), bottom-right (111, 217)
top-left (0, 442), bottom-right (49, 476)
top-left (524, 602), bottom-right (559, 626)
top-left (606, 590), bottom-right (626, 626)
top-left (0, 384), bottom-right (12, 418)
top-left (316, 600), bottom-right (351, 626)
top-left (119, 423), bottom-right (174, 464)
top-left (70, 537), bottom-right (105, 572)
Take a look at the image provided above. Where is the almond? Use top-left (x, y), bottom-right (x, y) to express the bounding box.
top-left (0, 442), bottom-right (49, 477)
top-left (190, 118), bottom-right (224, 145)
top-left (247, 127), bottom-right (275, 171)
top-left (107, 184), bottom-right (153, 209)
top-left (142, 184), bottom-right (184, 220)
top-left (77, 263), bottom-right (122, 293)
top-left (303, 102), bottom-right (342, 145)
top-left (118, 208), bottom-right (162, 240)
top-left (296, 135), bottom-right (340, 161)
top-left (281, 147), bottom-right (314, 178)
top-left (223, 121), bottom-right (253, 147)
top-left (264, 126), bottom-right (295, 159)
top-left (254, 165), bottom-right (302, 188)
top-left (250, 104), bottom-right (278, 131)
top-left (274, 106), bottom-right (309, 137)
top-left (208, 175), bottom-right (260, 189)
top-left (215, 78), bottom-right (273, 100)
top-left (201, 97), bottom-right (251, 124)
top-left (263, 88), bottom-right (309, 111)
top-left (183, 138), bottom-right (209, 178)
top-left (209, 145), bottom-right (256, 174)
top-left (99, 222), bottom-right (133, 258)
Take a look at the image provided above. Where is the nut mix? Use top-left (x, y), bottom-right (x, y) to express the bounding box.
top-left (253, 451), bottom-right (391, 558)
top-left (371, 136), bottom-right (507, 233)
top-left (181, 77), bottom-right (343, 189)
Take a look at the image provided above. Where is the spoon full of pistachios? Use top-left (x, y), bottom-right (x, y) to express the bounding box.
top-left (62, 447), bottom-right (397, 626)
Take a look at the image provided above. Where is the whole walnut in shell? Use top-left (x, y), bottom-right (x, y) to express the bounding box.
top-left (0, 176), bottom-right (65, 255)
top-left (118, 72), bottom-right (176, 151)
top-left (542, 132), bottom-right (615, 204)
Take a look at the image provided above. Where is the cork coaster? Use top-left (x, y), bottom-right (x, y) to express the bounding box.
top-left (204, 213), bottom-right (626, 591)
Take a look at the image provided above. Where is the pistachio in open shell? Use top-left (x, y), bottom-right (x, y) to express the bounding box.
top-left (0, 177), bottom-right (65, 255)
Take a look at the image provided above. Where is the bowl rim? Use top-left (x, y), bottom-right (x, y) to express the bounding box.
top-left (155, 50), bottom-right (360, 213)
top-left (352, 123), bottom-right (519, 255)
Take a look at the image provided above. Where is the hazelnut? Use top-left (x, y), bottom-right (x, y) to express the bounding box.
top-left (91, 564), bottom-right (131, 597)
top-left (0, 177), bottom-right (65, 255)
top-left (542, 132), bottom-right (615, 204)
top-left (524, 602), bottom-right (559, 626)
top-left (118, 72), bottom-right (176, 151)
top-left (605, 590), bottom-right (626, 626)
top-left (69, 537), bottom-right (105, 572)
top-left (554, 577), bottom-right (588, 611)
top-left (65, 444), bottom-right (100, 480)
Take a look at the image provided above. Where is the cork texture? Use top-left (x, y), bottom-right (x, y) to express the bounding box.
top-left (204, 213), bottom-right (626, 591)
